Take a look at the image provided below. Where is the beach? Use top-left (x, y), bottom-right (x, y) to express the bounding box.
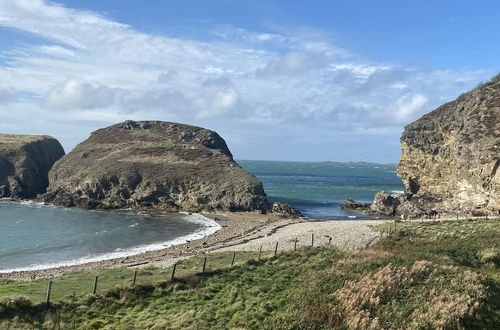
top-left (0, 212), bottom-right (386, 280)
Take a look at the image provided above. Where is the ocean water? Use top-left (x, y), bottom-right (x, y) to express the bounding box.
top-left (238, 160), bottom-right (404, 220)
top-left (0, 200), bottom-right (219, 272)
top-left (0, 160), bottom-right (402, 272)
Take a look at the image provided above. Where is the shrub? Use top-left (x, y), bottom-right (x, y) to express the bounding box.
top-left (0, 296), bottom-right (33, 311)
top-left (334, 261), bottom-right (487, 329)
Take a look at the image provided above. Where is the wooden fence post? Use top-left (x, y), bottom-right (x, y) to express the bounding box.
top-left (132, 270), bottom-right (137, 286)
top-left (46, 280), bottom-right (53, 307)
top-left (294, 237), bottom-right (298, 251)
top-left (202, 257), bottom-right (207, 272)
top-left (231, 252), bottom-right (236, 267)
top-left (274, 242), bottom-right (278, 256)
top-left (92, 276), bottom-right (99, 295)
top-left (171, 262), bottom-right (177, 280)
top-left (311, 233), bottom-right (314, 247)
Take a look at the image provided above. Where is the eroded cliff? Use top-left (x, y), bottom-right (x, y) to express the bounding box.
top-left (0, 134), bottom-right (65, 198)
top-left (398, 76), bottom-right (500, 216)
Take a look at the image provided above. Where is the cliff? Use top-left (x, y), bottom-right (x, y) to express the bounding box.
top-left (40, 120), bottom-right (269, 212)
top-left (0, 134), bottom-right (65, 198)
top-left (398, 75), bottom-right (500, 216)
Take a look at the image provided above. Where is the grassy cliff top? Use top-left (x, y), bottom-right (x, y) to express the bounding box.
top-left (0, 134), bottom-right (53, 151)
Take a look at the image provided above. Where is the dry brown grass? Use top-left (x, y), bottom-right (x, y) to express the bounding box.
top-left (335, 260), bottom-right (487, 329)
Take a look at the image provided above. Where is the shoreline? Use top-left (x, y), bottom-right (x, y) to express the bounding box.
top-left (0, 212), bottom-right (301, 280)
top-left (0, 210), bottom-right (388, 281)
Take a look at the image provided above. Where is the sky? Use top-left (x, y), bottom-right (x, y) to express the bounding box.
top-left (0, 0), bottom-right (498, 162)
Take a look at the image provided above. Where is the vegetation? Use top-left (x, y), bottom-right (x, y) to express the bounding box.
top-left (0, 219), bottom-right (498, 329)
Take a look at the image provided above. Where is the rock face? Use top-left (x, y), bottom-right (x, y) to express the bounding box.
top-left (369, 192), bottom-right (426, 218)
top-left (398, 76), bottom-right (500, 216)
top-left (0, 134), bottom-right (65, 198)
top-left (40, 120), bottom-right (269, 212)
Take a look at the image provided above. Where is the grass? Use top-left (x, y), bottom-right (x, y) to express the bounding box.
top-left (0, 219), bottom-right (498, 329)
top-left (0, 251), bottom-right (264, 304)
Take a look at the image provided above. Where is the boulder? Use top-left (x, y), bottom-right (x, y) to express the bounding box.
top-left (0, 134), bottom-right (64, 198)
top-left (40, 120), bottom-right (269, 212)
top-left (370, 192), bottom-right (426, 218)
top-left (340, 199), bottom-right (371, 211)
top-left (270, 202), bottom-right (302, 218)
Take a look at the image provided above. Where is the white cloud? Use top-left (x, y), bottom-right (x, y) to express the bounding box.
top-left (42, 77), bottom-right (117, 110)
top-left (0, 0), bottom-right (494, 161)
top-left (392, 94), bottom-right (429, 123)
top-left (256, 51), bottom-right (327, 77)
top-left (0, 88), bottom-right (15, 104)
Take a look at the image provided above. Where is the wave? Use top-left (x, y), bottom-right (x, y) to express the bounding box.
top-left (0, 213), bottom-right (221, 273)
top-left (390, 190), bottom-right (404, 194)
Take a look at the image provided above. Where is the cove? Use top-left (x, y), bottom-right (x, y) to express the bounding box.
top-left (0, 199), bottom-right (220, 272)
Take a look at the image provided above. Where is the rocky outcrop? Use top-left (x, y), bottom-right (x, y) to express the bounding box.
top-left (269, 202), bottom-right (302, 218)
top-left (0, 134), bottom-right (65, 198)
top-left (340, 199), bottom-right (371, 211)
top-left (398, 75), bottom-right (500, 216)
top-left (369, 192), bottom-right (426, 218)
top-left (40, 120), bottom-right (269, 213)
top-left (340, 192), bottom-right (426, 219)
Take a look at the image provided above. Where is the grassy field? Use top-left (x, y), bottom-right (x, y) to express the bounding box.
top-left (1, 219), bottom-right (499, 329)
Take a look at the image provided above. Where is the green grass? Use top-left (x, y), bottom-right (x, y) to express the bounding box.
top-left (1, 219), bottom-right (499, 329)
top-left (0, 251), bottom-right (266, 304)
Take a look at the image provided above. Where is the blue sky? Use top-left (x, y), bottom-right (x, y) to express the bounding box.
top-left (0, 0), bottom-right (497, 162)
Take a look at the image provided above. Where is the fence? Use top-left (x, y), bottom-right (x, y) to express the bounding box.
top-left (4, 216), bottom-right (497, 306)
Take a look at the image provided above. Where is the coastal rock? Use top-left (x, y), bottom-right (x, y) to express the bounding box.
top-left (40, 120), bottom-right (268, 212)
top-left (398, 75), bottom-right (500, 216)
top-left (0, 134), bottom-right (65, 198)
top-left (340, 199), bottom-right (371, 211)
top-left (269, 202), bottom-right (302, 218)
top-left (370, 192), bottom-right (426, 218)
top-left (340, 193), bottom-right (426, 219)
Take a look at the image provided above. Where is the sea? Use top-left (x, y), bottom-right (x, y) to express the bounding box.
top-left (0, 160), bottom-right (403, 272)
top-left (238, 160), bottom-right (404, 220)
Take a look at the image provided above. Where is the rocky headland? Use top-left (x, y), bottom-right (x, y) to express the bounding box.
top-left (0, 134), bottom-right (64, 198)
top-left (39, 120), bottom-right (283, 214)
top-left (343, 74), bottom-right (500, 218)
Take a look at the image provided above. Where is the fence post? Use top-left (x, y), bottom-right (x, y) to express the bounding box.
top-left (311, 233), bottom-right (314, 247)
top-left (258, 245), bottom-right (263, 260)
top-left (230, 252), bottom-right (236, 267)
top-left (171, 262), bottom-right (177, 280)
top-left (132, 270), bottom-right (137, 286)
top-left (46, 280), bottom-right (53, 307)
top-left (274, 242), bottom-right (278, 256)
top-left (294, 237), bottom-right (298, 251)
top-left (92, 276), bottom-right (98, 295)
top-left (202, 257), bottom-right (207, 272)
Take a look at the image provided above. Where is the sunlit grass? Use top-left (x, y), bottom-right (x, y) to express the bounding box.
top-left (1, 219), bottom-right (499, 329)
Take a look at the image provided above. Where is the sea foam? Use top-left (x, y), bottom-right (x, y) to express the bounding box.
top-left (0, 212), bottom-right (221, 273)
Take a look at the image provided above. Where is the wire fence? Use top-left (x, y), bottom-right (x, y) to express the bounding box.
top-left (2, 216), bottom-right (497, 306)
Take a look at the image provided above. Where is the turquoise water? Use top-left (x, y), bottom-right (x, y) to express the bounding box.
top-left (0, 200), bottom-right (219, 272)
top-left (1, 160), bottom-right (402, 271)
top-left (238, 160), bottom-right (404, 219)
